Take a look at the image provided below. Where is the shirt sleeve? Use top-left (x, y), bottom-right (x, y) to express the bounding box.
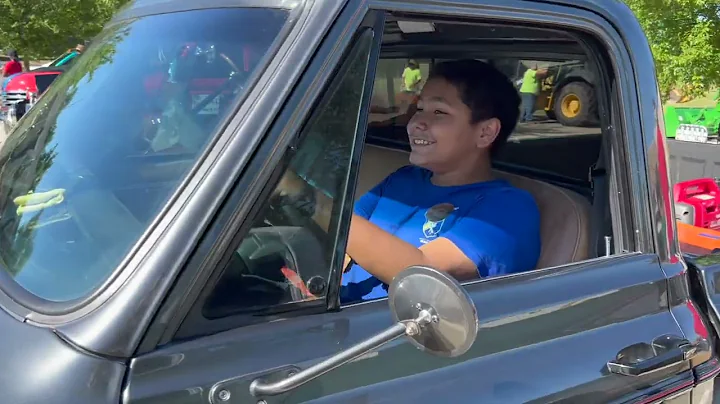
top-left (440, 189), bottom-right (542, 278)
top-left (353, 176), bottom-right (387, 219)
top-left (353, 165), bottom-right (410, 219)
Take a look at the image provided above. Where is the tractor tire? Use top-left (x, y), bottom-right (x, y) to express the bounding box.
top-left (553, 81), bottom-right (597, 127)
top-left (545, 110), bottom-right (556, 121)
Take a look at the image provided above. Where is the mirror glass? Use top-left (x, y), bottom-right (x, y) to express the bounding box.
top-left (388, 266), bottom-right (478, 357)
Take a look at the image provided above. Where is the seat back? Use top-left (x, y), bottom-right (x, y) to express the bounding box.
top-left (356, 144), bottom-right (591, 269)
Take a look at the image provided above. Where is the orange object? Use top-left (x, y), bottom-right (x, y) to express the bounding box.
top-left (677, 220), bottom-right (720, 255)
top-left (280, 266), bottom-right (316, 299)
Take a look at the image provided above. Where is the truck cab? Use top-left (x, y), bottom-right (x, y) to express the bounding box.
top-left (1, 0), bottom-right (720, 403)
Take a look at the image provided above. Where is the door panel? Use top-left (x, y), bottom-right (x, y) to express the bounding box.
top-left (125, 254), bottom-right (693, 403)
top-left (688, 255), bottom-right (720, 345)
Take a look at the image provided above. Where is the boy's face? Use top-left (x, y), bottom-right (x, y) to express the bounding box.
top-left (406, 77), bottom-right (499, 173)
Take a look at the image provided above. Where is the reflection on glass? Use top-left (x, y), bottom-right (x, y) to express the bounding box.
top-left (0, 7), bottom-right (290, 302)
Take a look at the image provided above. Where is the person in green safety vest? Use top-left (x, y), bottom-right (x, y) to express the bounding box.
top-left (518, 63), bottom-right (547, 123)
top-left (402, 59), bottom-right (423, 94)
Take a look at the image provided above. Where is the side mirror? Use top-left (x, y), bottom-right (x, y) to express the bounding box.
top-left (249, 265), bottom-right (479, 397)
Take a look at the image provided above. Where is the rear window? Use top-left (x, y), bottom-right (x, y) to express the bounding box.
top-left (368, 57), bottom-right (602, 182)
top-left (0, 7), bottom-right (290, 302)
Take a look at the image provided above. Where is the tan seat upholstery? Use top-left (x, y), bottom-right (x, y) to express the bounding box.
top-left (355, 144), bottom-right (592, 269)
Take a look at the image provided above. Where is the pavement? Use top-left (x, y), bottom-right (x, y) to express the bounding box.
top-left (511, 119), bottom-right (600, 141)
top-left (0, 122), bottom-right (6, 148)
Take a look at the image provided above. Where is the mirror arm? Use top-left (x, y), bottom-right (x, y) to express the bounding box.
top-left (249, 310), bottom-right (434, 397)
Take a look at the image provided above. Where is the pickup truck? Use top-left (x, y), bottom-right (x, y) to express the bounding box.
top-left (0, 48), bottom-right (84, 131)
top-left (2, 0), bottom-right (720, 403)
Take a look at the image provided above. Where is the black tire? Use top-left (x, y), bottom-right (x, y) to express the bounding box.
top-left (553, 81), bottom-right (597, 127)
top-left (545, 110), bottom-right (556, 121)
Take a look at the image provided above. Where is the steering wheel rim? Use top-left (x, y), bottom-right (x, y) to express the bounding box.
top-left (266, 194), bottom-right (329, 248)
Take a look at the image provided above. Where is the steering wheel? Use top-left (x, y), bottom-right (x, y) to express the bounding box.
top-left (239, 219), bottom-right (329, 303)
top-left (264, 193), bottom-right (329, 247)
top-left (240, 194), bottom-right (330, 298)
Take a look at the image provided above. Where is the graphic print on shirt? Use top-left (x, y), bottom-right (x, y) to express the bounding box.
top-left (421, 202), bottom-right (458, 243)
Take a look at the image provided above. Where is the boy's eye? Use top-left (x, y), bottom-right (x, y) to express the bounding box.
top-left (433, 110), bottom-right (445, 115)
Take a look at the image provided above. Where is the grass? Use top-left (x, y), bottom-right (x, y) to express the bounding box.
top-left (665, 89), bottom-right (718, 108)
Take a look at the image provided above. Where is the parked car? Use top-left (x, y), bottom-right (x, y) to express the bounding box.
top-left (0, 65), bottom-right (66, 132)
top-left (0, 47), bottom-right (86, 131)
top-left (2, 0), bottom-right (720, 403)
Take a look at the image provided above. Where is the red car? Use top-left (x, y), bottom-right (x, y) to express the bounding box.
top-left (0, 49), bottom-right (83, 131)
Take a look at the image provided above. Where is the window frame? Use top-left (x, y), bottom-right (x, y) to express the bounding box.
top-left (143, 0), bottom-right (653, 349)
top-left (335, 14), bottom-right (643, 309)
top-left (149, 10), bottom-right (386, 343)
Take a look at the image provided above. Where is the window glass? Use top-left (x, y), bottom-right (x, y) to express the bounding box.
top-left (202, 31), bottom-right (373, 318)
top-left (0, 7), bottom-right (290, 302)
top-left (366, 57), bottom-right (602, 181)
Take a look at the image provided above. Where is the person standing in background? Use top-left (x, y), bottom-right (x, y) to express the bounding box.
top-left (402, 59), bottom-right (422, 94)
top-left (2, 50), bottom-right (23, 78)
top-left (518, 63), bottom-right (547, 123)
top-left (397, 59), bottom-right (423, 112)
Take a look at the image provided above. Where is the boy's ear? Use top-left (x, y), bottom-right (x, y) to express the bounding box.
top-left (474, 118), bottom-right (501, 149)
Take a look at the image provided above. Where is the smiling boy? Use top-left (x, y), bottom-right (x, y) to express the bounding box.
top-left (280, 59), bottom-right (541, 303)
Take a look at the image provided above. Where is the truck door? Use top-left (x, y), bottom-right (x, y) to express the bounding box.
top-left (123, 2), bottom-right (709, 404)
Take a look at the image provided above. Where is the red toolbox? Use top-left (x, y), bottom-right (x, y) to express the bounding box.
top-left (674, 178), bottom-right (720, 230)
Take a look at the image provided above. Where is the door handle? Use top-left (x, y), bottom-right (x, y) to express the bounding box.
top-left (607, 335), bottom-right (697, 377)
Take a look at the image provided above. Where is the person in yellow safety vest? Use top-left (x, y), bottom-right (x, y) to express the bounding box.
top-left (402, 59), bottom-right (422, 94)
top-left (518, 63), bottom-right (547, 123)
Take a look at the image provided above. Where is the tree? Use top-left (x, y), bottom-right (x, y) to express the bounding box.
top-left (623, 0), bottom-right (720, 99)
top-left (0, 0), bottom-right (129, 69)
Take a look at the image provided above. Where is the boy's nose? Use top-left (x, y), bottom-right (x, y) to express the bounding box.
top-left (408, 112), bottom-right (428, 133)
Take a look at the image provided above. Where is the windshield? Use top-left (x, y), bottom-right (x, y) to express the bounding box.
top-left (0, 7), bottom-right (290, 302)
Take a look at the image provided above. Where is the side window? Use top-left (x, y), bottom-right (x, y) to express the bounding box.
top-left (202, 32), bottom-right (374, 319)
top-left (369, 58), bottom-right (431, 126)
top-left (366, 56), bottom-right (603, 182)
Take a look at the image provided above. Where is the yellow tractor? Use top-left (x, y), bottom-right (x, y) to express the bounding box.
top-left (534, 61), bottom-right (599, 127)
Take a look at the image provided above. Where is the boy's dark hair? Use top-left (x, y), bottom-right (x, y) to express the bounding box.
top-left (428, 59), bottom-right (520, 156)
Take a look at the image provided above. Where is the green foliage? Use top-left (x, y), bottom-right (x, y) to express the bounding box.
top-left (0, 0), bottom-right (129, 61)
top-left (623, 0), bottom-right (720, 99)
top-left (0, 0), bottom-right (716, 101)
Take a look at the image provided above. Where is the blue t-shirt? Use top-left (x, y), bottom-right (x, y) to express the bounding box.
top-left (340, 165), bottom-right (541, 304)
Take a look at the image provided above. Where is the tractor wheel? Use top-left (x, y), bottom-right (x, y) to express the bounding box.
top-left (545, 110), bottom-right (556, 120)
top-left (553, 81), bottom-right (597, 127)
